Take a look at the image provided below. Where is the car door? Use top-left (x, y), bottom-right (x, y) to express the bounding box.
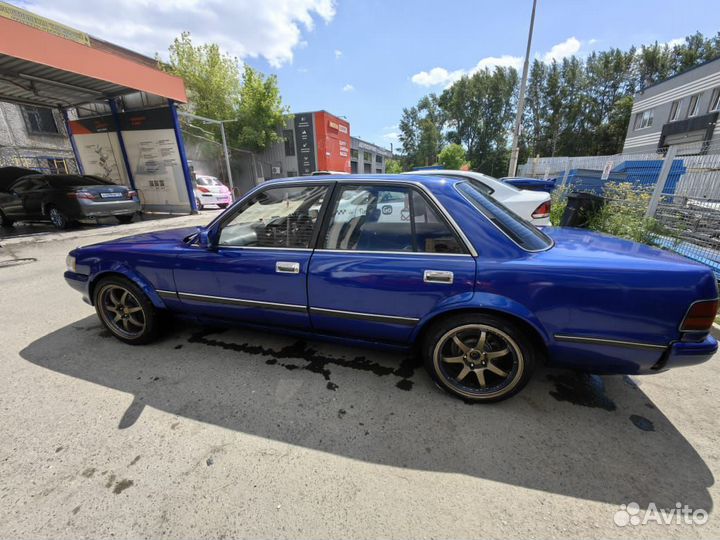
top-left (2, 177), bottom-right (36, 220)
top-left (21, 177), bottom-right (50, 217)
top-left (172, 182), bottom-right (330, 329)
top-left (307, 182), bottom-right (476, 343)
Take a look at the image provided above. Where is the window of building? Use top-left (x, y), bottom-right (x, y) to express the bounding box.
top-left (668, 100), bottom-right (681, 122)
top-left (322, 184), bottom-right (465, 254)
top-left (709, 88), bottom-right (720, 112)
top-left (283, 129), bottom-right (295, 156)
top-left (687, 94), bottom-right (700, 117)
top-left (375, 168), bottom-right (382, 174)
top-left (363, 151), bottom-right (372, 162)
top-left (635, 109), bottom-right (654, 130)
top-left (351, 149), bottom-right (358, 159)
top-left (218, 185), bottom-right (328, 248)
top-left (47, 158), bottom-right (70, 174)
top-left (351, 161), bottom-right (358, 174)
top-left (375, 155), bottom-right (383, 164)
top-left (363, 163), bottom-right (372, 174)
top-left (21, 106), bottom-right (59, 134)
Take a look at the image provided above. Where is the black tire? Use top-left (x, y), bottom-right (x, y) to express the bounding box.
top-left (47, 206), bottom-right (70, 230)
top-left (93, 275), bottom-right (161, 345)
top-left (218, 203), bottom-right (229, 209)
top-left (196, 198), bottom-right (204, 211)
top-left (422, 313), bottom-right (536, 403)
top-left (116, 214), bottom-right (135, 224)
top-left (0, 210), bottom-right (14, 228)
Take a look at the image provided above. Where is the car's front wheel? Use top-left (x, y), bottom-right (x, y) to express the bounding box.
top-left (94, 276), bottom-right (160, 345)
top-left (423, 313), bottom-right (536, 403)
top-left (0, 210), bottom-right (14, 228)
top-left (218, 203), bottom-right (229, 209)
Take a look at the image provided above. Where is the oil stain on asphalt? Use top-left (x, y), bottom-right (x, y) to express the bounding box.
top-left (547, 372), bottom-right (617, 411)
top-left (188, 327), bottom-right (418, 392)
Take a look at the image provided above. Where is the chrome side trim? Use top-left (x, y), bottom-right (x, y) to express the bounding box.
top-left (554, 334), bottom-right (667, 351)
top-left (314, 249), bottom-right (472, 257)
top-left (310, 307), bottom-right (419, 326)
top-left (176, 291), bottom-right (307, 313)
top-left (156, 289), bottom-right (178, 300)
top-left (217, 246), bottom-right (313, 252)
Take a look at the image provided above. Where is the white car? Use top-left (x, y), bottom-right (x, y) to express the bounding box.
top-left (193, 175), bottom-right (233, 210)
top-left (403, 169), bottom-right (551, 226)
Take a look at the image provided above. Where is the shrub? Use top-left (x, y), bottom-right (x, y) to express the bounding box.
top-left (587, 183), bottom-right (664, 244)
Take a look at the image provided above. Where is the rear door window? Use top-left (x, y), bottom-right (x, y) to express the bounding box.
top-left (322, 184), bottom-right (466, 254)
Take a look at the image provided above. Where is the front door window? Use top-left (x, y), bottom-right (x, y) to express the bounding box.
top-left (219, 185), bottom-right (328, 248)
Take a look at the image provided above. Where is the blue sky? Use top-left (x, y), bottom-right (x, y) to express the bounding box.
top-left (12, 0), bottom-right (720, 151)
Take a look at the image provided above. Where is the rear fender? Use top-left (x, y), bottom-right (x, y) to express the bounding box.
top-left (411, 291), bottom-right (550, 345)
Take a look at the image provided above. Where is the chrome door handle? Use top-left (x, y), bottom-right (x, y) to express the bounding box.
top-left (424, 270), bottom-right (453, 284)
top-left (276, 261), bottom-right (300, 274)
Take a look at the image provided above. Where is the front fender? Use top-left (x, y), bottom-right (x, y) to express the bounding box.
top-left (88, 262), bottom-right (168, 309)
top-left (411, 291), bottom-right (551, 345)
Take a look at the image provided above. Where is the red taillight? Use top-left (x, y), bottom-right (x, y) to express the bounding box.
top-left (680, 299), bottom-right (718, 332)
top-left (532, 200), bottom-right (551, 219)
top-left (126, 190), bottom-right (137, 199)
top-left (67, 191), bottom-right (94, 200)
top-left (198, 186), bottom-right (210, 193)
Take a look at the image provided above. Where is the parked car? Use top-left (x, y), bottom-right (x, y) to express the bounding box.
top-left (0, 174), bottom-right (140, 229)
top-left (501, 176), bottom-right (557, 192)
top-left (403, 169), bottom-right (552, 226)
top-left (64, 174), bottom-right (718, 403)
top-left (193, 175), bottom-right (232, 210)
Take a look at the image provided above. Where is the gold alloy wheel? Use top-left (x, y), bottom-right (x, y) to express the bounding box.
top-left (97, 284), bottom-right (147, 339)
top-left (432, 324), bottom-right (524, 400)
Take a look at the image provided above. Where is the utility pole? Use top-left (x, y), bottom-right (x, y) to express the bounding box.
top-left (507, 0), bottom-right (538, 178)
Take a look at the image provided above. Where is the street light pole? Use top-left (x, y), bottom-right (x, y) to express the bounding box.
top-left (507, 0), bottom-right (538, 178)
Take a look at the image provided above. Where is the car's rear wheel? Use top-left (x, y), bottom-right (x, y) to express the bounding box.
top-left (423, 313), bottom-right (535, 402)
top-left (0, 210), bottom-right (14, 228)
top-left (116, 214), bottom-right (135, 224)
top-left (48, 206), bottom-right (70, 230)
top-left (196, 198), bottom-right (204, 210)
top-left (94, 276), bottom-right (160, 345)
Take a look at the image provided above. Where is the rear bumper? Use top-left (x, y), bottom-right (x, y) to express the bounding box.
top-left (654, 335), bottom-right (718, 371)
top-left (73, 200), bottom-right (141, 218)
top-left (197, 193), bottom-right (231, 206)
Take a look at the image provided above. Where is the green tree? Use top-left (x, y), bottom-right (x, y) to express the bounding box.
top-left (164, 32), bottom-right (241, 124)
top-left (438, 143), bottom-right (468, 170)
top-left (397, 94), bottom-right (444, 168)
top-left (385, 159), bottom-right (403, 173)
top-left (230, 65), bottom-right (290, 152)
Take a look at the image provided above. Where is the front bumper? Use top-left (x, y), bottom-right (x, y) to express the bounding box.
top-left (64, 271), bottom-right (91, 304)
top-left (198, 193), bottom-right (231, 206)
top-left (656, 335), bottom-right (718, 371)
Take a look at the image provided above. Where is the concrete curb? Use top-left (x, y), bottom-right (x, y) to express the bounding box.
top-left (712, 323), bottom-right (720, 340)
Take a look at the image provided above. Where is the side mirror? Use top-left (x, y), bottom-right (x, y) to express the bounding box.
top-left (196, 227), bottom-right (215, 249)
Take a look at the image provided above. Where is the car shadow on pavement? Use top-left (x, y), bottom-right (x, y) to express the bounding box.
top-left (21, 315), bottom-right (714, 512)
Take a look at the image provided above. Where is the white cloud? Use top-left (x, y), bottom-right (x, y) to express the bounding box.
top-left (342, 83), bottom-right (354, 92)
top-left (542, 36), bottom-right (581, 63)
top-left (411, 67), bottom-right (465, 87)
top-left (13, 0), bottom-right (337, 68)
top-left (334, 49), bottom-right (343, 59)
top-left (666, 37), bottom-right (685, 48)
top-left (410, 36), bottom-right (584, 87)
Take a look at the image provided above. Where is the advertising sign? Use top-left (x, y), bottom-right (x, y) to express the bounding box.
top-left (68, 115), bottom-right (129, 185)
top-left (294, 112), bottom-right (316, 175)
top-left (119, 107), bottom-right (190, 210)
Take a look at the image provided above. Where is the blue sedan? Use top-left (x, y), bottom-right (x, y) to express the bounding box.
top-left (64, 175), bottom-right (718, 402)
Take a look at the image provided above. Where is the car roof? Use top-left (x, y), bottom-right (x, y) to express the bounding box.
top-left (262, 174), bottom-right (462, 190)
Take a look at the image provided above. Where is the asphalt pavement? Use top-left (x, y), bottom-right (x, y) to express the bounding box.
top-left (0, 213), bottom-right (718, 539)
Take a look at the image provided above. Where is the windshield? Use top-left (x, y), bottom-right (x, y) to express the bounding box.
top-left (456, 181), bottom-right (553, 251)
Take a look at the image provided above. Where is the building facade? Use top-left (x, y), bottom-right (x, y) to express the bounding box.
top-left (622, 57), bottom-right (720, 154)
top-left (0, 101), bottom-right (77, 173)
top-left (351, 137), bottom-right (393, 174)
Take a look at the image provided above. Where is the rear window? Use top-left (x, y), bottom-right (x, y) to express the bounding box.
top-left (196, 177), bottom-right (222, 186)
top-left (48, 175), bottom-right (116, 187)
top-left (456, 181), bottom-right (553, 251)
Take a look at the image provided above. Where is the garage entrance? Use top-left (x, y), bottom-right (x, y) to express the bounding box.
top-left (0, 4), bottom-right (198, 213)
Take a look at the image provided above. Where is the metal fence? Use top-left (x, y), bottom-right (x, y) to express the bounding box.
top-left (519, 142), bottom-right (720, 279)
